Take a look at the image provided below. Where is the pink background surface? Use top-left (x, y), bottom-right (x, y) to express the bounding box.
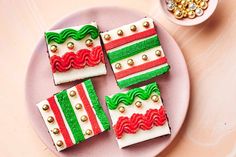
top-left (1, 0), bottom-right (236, 157)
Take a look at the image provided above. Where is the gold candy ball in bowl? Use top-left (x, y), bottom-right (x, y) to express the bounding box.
top-left (174, 9), bottom-right (183, 19)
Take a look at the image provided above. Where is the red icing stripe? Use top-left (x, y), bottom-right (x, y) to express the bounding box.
top-left (114, 106), bottom-right (167, 139)
top-left (115, 57), bottom-right (167, 80)
top-left (47, 96), bottom-right (74, 147)
top-left (76, 83), bottom-right (101, 135)
top-left (105, 28), bottom-right (157, 51)
top-left (50, 46), bottom-right (105, 73)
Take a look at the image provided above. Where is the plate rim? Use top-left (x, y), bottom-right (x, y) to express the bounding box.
top-left (25, 6), bottom-right (190, 156)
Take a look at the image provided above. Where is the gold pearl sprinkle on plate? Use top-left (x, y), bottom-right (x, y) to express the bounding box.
top-left (142, 54), bottom-right (148, 61)
top-left (69, 90), bottom-right (76, 97)
top-left (135, 101), bottom-right (142, 108)
top-left (118, 106), bottom-right (125, 113)
top-left (127, 59), bottom-right (134, 66)
top-left (155, 50), bottom-right (162, 57)
top-left (47, 116), bottom-right (54, 123)
top-left (67, 42), bottom-right (74, 50)
top-left (42, 104), bottom-right (49, 111)
top-left (85, 39), bottom-right (93, 47)
top-left (52, 128), bottom-right (60, 134)
top-left (50, 45), bottom-right (57, 53)
top-left (117, 29), bottom-right (123, 36)
top-left (130, 25), bottom-right (137, 31)
top-left (85, 129), bottom-right (92, 135)
top-left (75, 103), bottom-right (82, 110)
top-left (115, 63), bottom-right (122, 69)
top-left (56, 140), bottom-right (63, 147)
top-left (80, 115), bottom-right (88, 122)
top-left (104, 34), bottom-right (111, 40)
top-left (143, 21), bottom-right (150, 28)
top-left (151, 95), bottom-right (159, 102)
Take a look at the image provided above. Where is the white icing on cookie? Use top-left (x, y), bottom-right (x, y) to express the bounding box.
top-left (53, 63), bottom-right (106, 85)
top-left (117, 122), bottom-right (170, 148)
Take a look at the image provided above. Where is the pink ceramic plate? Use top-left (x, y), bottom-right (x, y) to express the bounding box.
top-left (25, 7), bottom-right (190, 157)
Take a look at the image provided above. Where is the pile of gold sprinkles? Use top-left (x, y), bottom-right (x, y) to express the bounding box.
top-left (166, 0), bottom-right (209, 19)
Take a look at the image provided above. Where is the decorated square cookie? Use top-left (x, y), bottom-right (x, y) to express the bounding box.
top-left (45, 23), bottom-right (106, 85)
top-left (105, 82), bottom-right (170, 148)
top-left (37, 79), bottom-right (110, 151)
top-left (101, 18), bottom-right (170, 89)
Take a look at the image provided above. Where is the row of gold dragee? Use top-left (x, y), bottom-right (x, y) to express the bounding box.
top-left (117, 95), bottom-right (160, 113)
top-left (166, 0), bottom-right (209, 19)
top-left (42, 106), bottom-right (59, 134)
top-left (103, 21), bottom-right (151, 41)
top-left (69, 90), bottom-right (92, 135)
top-left (50, 39), bottom-right (94, 53)
top-left (115, 50), bottom-right (162, 70)
top-left (36, 80), bottom-right (110, 151)
top-left (69, 89), bottom-right (93, 136)
top-left (41, 103), bottom-right (65, 149)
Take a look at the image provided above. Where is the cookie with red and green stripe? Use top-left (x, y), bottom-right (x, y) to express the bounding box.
top-left (37, 79), bottom-right (110, 151)
top-left (101, 18), bottom-right (170, 89)
top-left (105, 82), bottom-right (170, 148)
top-left (45, 22), bottom-right (107, 85)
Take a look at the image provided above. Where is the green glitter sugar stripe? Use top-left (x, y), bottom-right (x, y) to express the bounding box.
top-left (84, 79), bottom-right (110, 131)
top-left (45, 25), bottom-right (99, 44)
top-left (105, 82), bottom-right (160, 110)
top-left (56, 90), bottom-right (85, 143)
top-left (108, 35), bottom-right (160, 64)
top-left (118, 65), bottom-right (170, 89)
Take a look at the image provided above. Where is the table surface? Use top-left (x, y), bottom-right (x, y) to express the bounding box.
top-left (1, 0), bottom-right (235, 157)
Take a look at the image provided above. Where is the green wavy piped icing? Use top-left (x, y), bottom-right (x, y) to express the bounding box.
top-left (45, 25), bottom-right (99, 44)
top-left (105, 82), bottom-right (160, 110)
